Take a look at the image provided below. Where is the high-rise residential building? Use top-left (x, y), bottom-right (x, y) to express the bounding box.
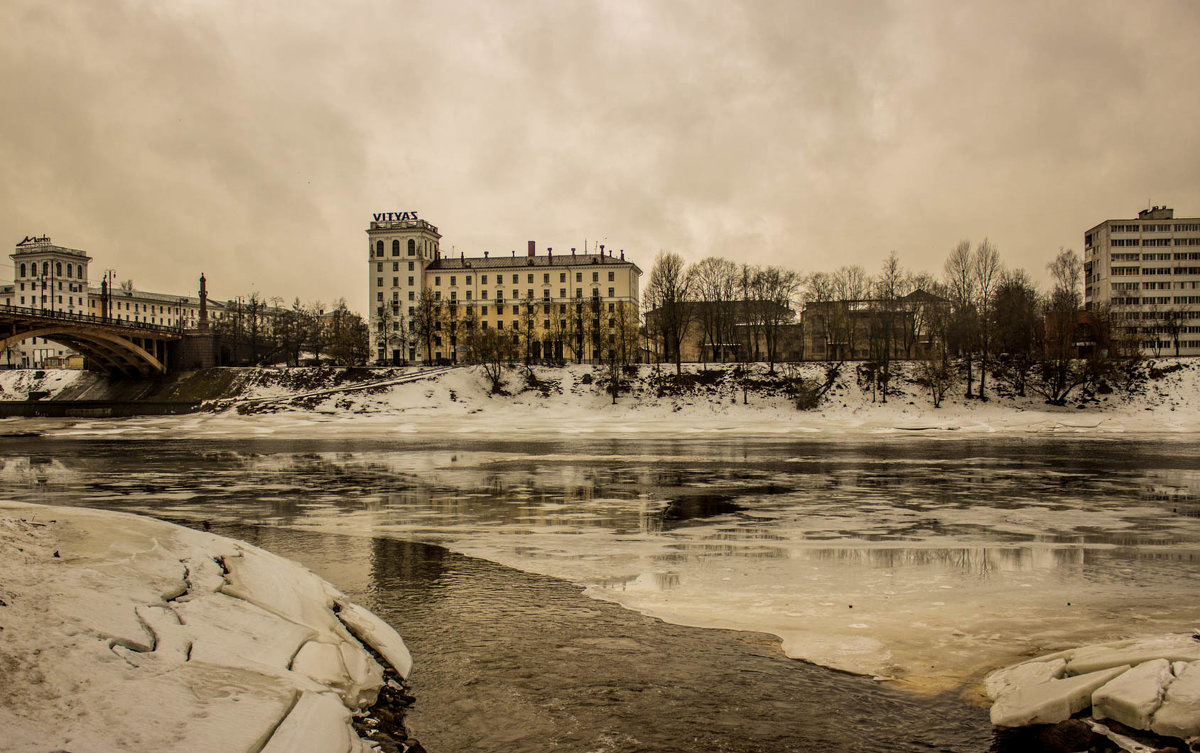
top-left (1084, 206), bottom-right (1200, 356)
top-left (366, 214), bottom-right (642, 364)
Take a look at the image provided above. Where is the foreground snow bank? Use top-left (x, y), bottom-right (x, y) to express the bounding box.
top-left (986, 633), bottom-right (1200, 744)
top-left (0, 501), bottom-right (412, 753)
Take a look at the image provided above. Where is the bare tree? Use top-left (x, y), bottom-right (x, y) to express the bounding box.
top-left (1037, 248), bottom-right (1085, 404)
top-left (757, 266), bottom-right (802, 374)
top-left (645, 251), bottom-right (695, 375)
top-left (973, 239), bottom-right (1002, 400)
top-left (413, 288), bottom-right (439, 362)
top-left (991, 269), bottom-right (1041, 397)
top-left (691, 256), bottom-right (740, 364)
top-left (943, 240), bottom-right (978, 397)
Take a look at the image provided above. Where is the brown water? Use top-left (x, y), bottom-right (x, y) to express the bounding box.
top-left (3, 435), bottom-right (1198, 751)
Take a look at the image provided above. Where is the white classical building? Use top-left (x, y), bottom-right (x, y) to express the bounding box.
top-left (1084, 206), bottom-right (1200, 356)
top-left (2, 236), bottom-right (222, 368)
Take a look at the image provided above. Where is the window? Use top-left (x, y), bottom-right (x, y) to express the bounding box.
top-left (482, 275), bottom-right (488, 284)
top-left (511, 290), bottom-right (518, 300)
top-left (376, 262), bottom-right (383, 272)
top-left (576, 288), bottom-right (582, 297)
top-left (466, 276), bottom-right (472, 284)
top-left (543, 290), bottom-right (550, 301)
top-left (592, 272), bottom-right (598, 282)
top-left (482, 305), bottom-right (488, 315)
top-left (435, 291), bottom-right (441, 300)
top-left (497, 320), bottom-right (503, 330)
top-left (408, 306), bottom-right (414, 316)
top-left (376, 277), bottom-right (383, 287)
top-left (608, 302), bottom-right (615, 312)
top-left (576, 272), bottom-right (582, 282)
top-left (608, 271), bottom-right (614, 282)
top-left (527, 289), bottom-right (534, 298)
top-left (607, 287), bottom-right (614, 297)
top-left (376, 241), bottom-right (384, 257)
top-left (408, 291), bottom-right (415, 300)
top-left (408, 239), bottom-right (416, 256)
top-left (393, 262), bottom-right (399, 271)
top-left (560, 273), bottom-right (566, 282)
top-left (393, 277), bottom-right (399, 286)
top-left (543, 273), bottom-right (550, 283)
top-left (592, 288), bottom-right (599, 297)
top-left (435, 276), bottom-right (441, 286)
top-left (392, 240), bottom-right (400, 256)
top-left (451, 291), bottom-right (457, 301)
top-left (466, 290), bottom-right (473, 300)
top-left (450, 276), bottom-right (457, 286)
top-left (482, 289), bottom-right (489, 299)
top-left (377, 292), bottom-right (383, 301)
top-left (408, 261), bottom-right (414, 271)
top-left (408, 277), bottom-right (414, 285)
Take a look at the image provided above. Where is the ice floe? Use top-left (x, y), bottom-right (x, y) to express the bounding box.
top-left (0, 501), bottom-right (412, 753)
top-left (986, 633), bottom-right (1200, 747)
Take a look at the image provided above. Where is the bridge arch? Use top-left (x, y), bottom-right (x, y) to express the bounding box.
top-left (2, 325), bottom-right (168, 377)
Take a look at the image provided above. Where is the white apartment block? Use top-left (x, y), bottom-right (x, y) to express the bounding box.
top-left (367, 213), bottom-right (641, 364)
top-left (1084, 206), bottom-right (1200, 356)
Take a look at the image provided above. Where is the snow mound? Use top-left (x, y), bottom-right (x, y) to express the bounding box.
top-left (0, 502), bottom-right (413, 753)
top-left (986, 634), bottom-right (1200, 746)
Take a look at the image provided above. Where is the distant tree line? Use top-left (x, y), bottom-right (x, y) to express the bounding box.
top-left (214, 295), bottom-right (369, 367)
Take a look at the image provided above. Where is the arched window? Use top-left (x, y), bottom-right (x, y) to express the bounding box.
top-left (407, 239), bottom-right (416, 256)
top-left (19, 263), bottom-right (25, 277)
top-left (375, 241), bottom-right (384, 257)
top-left (67, 263), bottom-right (73, 278)
top-left (42, 262), bottom-right (49, 275)
top-left (392, 239), bottom-right (400, 256)
top-left (56, 262), bottom-right (62, 276)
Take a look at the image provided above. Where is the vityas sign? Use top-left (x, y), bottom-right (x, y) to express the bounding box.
top-left (373, 212), bottom-right (419, 222)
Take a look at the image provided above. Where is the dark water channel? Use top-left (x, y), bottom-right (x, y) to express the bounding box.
top-left (2, 435), bottom-right (1198, 752)
top-left (218, 523), bottom-right (989, 753)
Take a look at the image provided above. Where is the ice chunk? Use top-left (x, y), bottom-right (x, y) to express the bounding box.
top-left (335, 600), bottom-right (413, 679)
top-left (990, 666), bottom-right (1129, 727)
top-left (291, 640), bottom-right (382, 708)
top-left (1152, 660), bottom-right (1200, 739)
top-left (1092, 659), bottom-right (1172, 730)
top-left (260, 691), bottom-right (353, 753)
top-left (221, 546), bottom-right (346, 638)
top-left (175, 591), bottom-right (316, 671)
top-left (1067, 635), bottom-right (1200, 675)
top-left (984, 658), bottom-right (1067, 701)
top-left (135, 605), bottom-right (189, 662)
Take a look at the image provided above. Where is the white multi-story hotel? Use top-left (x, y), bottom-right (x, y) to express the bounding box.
top-left (367, 213), bottom-right (642, 364)
top-left (1084, 206), bottom-right (1200, 356)
top-left (3, 236), bottom-right (224, 368)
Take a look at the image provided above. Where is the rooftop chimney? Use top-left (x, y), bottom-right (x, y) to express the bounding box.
top-left (600, 244), bottom-right (605, 256)
top-left (528, 240), bottom-right (536, 257)
top-left (620, 249), bottom-right (624, 260)
top-left (571, 247), bottom-right (576, 256)
top-left (484, 251), bottom-right (489, 258)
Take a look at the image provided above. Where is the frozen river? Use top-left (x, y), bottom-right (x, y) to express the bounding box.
top-left (3, 434), bottom-right (1198, 751)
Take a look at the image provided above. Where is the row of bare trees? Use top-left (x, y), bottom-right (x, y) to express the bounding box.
top-left (214, 295), bottom-right (369, 367)
top-left (643, 252), bottom-right (802, 374)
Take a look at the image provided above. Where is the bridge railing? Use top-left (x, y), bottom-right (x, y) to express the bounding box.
top-left (0, 303), bottom-right (187, 336)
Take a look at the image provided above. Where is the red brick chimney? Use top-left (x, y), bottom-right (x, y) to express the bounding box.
top-left (528, 240), bottom-right (536, 257)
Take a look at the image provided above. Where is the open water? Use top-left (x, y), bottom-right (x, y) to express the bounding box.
top-left (2, 435), bottom-right (1198, 752)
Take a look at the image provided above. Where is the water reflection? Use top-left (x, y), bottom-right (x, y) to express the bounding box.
top-left (2, 436), bottom-right (1199, 691)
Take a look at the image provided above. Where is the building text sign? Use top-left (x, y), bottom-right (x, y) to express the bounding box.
top-left (373, 212), bottom-right (419, 222)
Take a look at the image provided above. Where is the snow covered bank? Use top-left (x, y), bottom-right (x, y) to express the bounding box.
top-left (0, 501), bottom-right (413, 753)
top-left (987, 633), bottom-right (1200, 748)
top-left (5, 359), bottom-right (1200, 439)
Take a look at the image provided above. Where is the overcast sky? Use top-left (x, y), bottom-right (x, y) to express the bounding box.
top-left (3, 0), bottom-right (1198, 312)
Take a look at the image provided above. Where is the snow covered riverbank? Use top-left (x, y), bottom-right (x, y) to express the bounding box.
top-left (0, 502), bottom-right (413, 753)
top-left (2, 359), bottom-right (1198, 439)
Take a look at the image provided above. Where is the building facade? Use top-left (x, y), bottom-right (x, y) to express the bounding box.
top-left (1084, 206), bottom-right (1200, 356)
top-left (367, 215), bottom-right (642, 364)
top-left (3, 236), bottom-right (225, 368)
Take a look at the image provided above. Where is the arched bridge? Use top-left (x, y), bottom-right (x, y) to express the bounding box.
top-left (1, 305), bottom-right (184, 377)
